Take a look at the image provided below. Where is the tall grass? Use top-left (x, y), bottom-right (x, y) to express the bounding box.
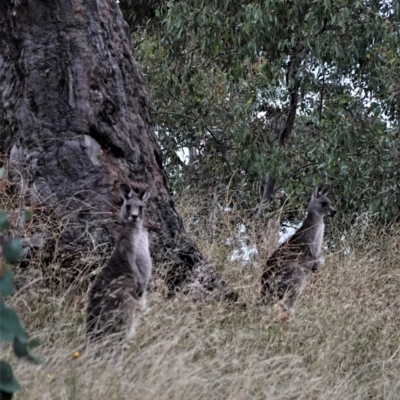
top-left (4, 190), bottom-right (400, 399)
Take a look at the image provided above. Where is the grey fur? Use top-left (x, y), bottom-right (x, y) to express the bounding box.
top-left (86, 183), bottom-right (152, 343)
top-left (260, 184), bottom-right (336, 314)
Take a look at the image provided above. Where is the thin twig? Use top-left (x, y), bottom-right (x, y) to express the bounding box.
top-left (204, 126), bottom-right (233, 175)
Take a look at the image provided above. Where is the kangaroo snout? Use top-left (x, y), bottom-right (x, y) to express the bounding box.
top-left (129, 213), bottom-right (138, 221)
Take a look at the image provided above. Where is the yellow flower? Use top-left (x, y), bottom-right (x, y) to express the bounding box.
top-left (72, 351), bottom-right (80, 359)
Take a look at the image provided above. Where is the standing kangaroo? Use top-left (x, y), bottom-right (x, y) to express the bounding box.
top-left (260, 184), bottom-right (336, 315)
top-left (86, 183), bottom-right (152, 343)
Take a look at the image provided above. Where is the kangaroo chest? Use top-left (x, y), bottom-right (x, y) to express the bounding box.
top-left (310, 223), bottom-right (324, 257)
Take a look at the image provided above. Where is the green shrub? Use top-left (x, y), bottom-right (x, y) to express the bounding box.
top-left (0, 168), bottom-right (38, 400)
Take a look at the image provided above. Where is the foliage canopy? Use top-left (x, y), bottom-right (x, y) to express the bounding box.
top-left (122, 0), bottom-right (400, 221)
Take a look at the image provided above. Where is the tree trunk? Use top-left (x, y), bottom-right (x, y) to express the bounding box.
top-left (254, 54), bottom-right (301, 259)
top-left (256, 173), bottom-right (276, 219)
top-left (0, 0), bottom-right (236, 301)
top-left (254, 173), bottom-right (279, 262)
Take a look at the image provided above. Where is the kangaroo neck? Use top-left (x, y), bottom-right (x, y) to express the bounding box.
top-left (120, 221), bottom-right (142, 234)
top-left (115, 222), bottom-right (142, 252)
top-left (303, 210), bottom-right (324, 226)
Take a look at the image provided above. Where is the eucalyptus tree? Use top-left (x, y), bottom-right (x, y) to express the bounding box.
top-left (0, 0), bottom-right (236, 300)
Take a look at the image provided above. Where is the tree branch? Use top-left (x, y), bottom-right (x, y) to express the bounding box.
top-left (204, 126), bottom-right (234, 176)
top-left (152, 110), bottom-right (197, 121)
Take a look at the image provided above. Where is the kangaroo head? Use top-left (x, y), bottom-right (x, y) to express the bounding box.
top-left (119, 183), bottom-right (151, 225)
top-left (308, 184), bottom-right (336, 219)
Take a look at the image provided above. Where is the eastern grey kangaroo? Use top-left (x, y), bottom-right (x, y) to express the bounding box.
top-left (260, 184), bottom-right (336, 315)
top-left (86, 183), bottom-right (152, 343)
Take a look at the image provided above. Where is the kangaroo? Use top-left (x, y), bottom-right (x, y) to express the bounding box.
top-left (260, 184), bottom-right (336, 315)
top-left (86, 183), bottom-right (152, 343)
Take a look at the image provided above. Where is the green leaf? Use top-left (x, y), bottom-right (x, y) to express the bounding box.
top-left (24, 209), bottom-right (33, 223)
top-left (0, 389), bottom-right (14, 400)
top-left (0, 301), bottom-right (27, 344)
top-left (0, 267), bottom-right (14, 296)
top-left (13, 337), bottom-right (39, 364)
top-left (12, 337), bottom-right (29, 358)
top-left (18, 209), bottom-right (33, 228)
top-left (2, 239), bottom-right (23, 264)
top-left (27, 338), bottom-right (40, 350)
top-left (0, 360), bottom-right (20, 395)
top-left (0, 212), bottom-right (9, 233)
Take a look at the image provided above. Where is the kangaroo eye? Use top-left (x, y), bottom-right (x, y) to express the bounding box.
top-left (321, 202), bottom-right (328, 207)
top-left (125, 205), bottom-right (131, 212)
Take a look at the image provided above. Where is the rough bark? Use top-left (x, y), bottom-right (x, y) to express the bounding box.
top-left (0, 0), bottom-right (236, 301)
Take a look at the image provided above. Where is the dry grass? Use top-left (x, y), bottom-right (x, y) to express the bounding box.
top-left (3, 191), bottom-right (400, 399)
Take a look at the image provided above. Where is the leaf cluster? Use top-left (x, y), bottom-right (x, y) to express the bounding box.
top-left (0, 169), bottom-right (38, 399)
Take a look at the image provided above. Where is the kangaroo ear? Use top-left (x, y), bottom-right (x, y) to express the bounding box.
top-left (120, 183), bottom-right (133, 200)
top-left (313, 183), bottom-right (325, 198)
top-left (321, 186), bottom-right (329, 195)
top-left (140, 187), bottom-right (151, 202)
